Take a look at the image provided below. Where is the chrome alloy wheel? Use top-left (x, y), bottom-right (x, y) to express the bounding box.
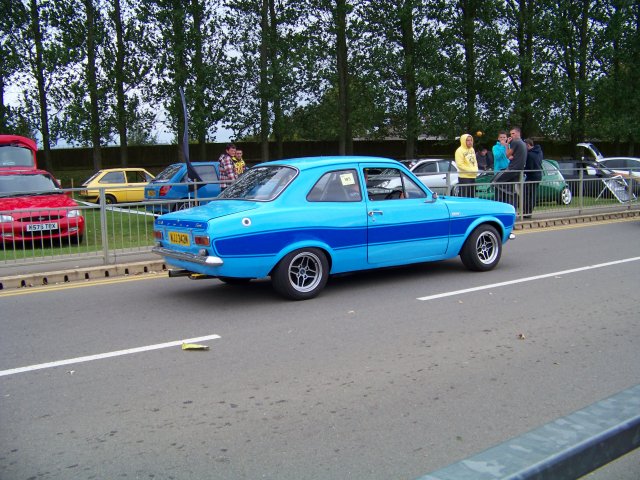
top-left (475, 229), bottom-right (500, 265)
top-left (288, 251), bottom-right (323, 293)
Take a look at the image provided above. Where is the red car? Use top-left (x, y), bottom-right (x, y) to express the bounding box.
top-left (0, 135), bottom-right (38, 169)
top-left (0, 169), bottom-right (84, 245)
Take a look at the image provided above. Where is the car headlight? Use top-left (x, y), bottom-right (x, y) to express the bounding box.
top-left (67, 210), bottom-right (82, 218)
top-left (0, 214), bottom-right (13, 222)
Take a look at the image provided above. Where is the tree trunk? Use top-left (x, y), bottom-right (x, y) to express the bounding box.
top-left (113, 0), bottom-right (128, 166)
top-left (30, 0), bottom-right (52, 172)
top-left (335, 0), bottom-right (352, 155)
top-left (85, 0), bottom-right (102, 171)
top-left (400, 0), bottom-right (417, 160)
top-left (170, 0), bottom-right (187, 162)
top-left (461, 0), bottom-right (476, 133)
top-left (192, 0), bottom-right (207, 161)
top-left (260, 0), bottom-right (270, 161)
top-left (269, 0), bottom-right (284, 160)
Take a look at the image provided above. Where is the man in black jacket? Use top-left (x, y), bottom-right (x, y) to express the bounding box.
top-left (524, 138), bottom-right (543, 218)
top-left (492, 126), bottom-right (526, 209)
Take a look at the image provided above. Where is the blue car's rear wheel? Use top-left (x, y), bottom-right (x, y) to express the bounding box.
top-left (272, 248), bottom-right (329, 300)
top-left (460, 224), bottom-right (502, 271)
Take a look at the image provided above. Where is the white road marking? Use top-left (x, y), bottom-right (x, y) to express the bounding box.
top-left (417, 256), bottom-right (640, 302)
top-left (0, 334), bottom-right (221, 378)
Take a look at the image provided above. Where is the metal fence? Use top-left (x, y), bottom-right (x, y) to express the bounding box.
top-left (1, 172), bottom-right (637, 269)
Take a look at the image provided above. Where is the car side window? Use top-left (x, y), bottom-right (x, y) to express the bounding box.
top-left (129, 170), bottom-right (147, 183)
top-left (195, 165), bottom-right (219, 182)
top-left (100, 171), bottom-right (126, 184)
top-left (440, 160), bottom-right (456, 172)
top-left (364, 167), bottom-right (426, 200)
top-left (414, 162), bottom-right (437, 174)
top-left (307, 169), bottom-right (362, 202)
top-left (402, 173), bottom-right (427, 199)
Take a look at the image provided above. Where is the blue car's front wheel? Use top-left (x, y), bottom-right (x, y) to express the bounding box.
top-left (460, 224), bottom-right (502, 271)
top-left (272, 248), bottom-right (329, 300)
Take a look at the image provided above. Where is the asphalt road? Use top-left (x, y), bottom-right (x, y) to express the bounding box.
top-left (1, 219), bottom-right (639, 480)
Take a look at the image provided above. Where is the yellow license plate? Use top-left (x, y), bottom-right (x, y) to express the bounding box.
top-left (169, 231), bottom-right (190, 246)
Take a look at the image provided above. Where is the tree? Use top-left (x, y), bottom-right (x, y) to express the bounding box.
top-left (539, 0), bottom-right (597, 146)
top-left (85, 0), bottom-right (103, 170)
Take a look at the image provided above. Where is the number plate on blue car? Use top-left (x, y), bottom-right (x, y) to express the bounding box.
top-left (169, 231), bottom-right (190, 246)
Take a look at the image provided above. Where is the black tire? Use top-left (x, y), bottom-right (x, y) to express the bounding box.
top-left (104, 194), bottom-right (117, 205)
top-left (271, 248), bottom-right (329, 300)
top-left (460, 224), bottom-right (502, 271)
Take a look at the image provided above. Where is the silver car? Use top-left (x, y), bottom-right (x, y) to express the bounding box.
top-left (402, 159), bottom-right (459, 194)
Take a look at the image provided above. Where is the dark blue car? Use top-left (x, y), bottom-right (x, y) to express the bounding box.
top-left (144, 162), bottom-right (221, 213)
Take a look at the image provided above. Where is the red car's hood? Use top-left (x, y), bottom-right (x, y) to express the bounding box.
top-left (0, 193), bottom-right (79, 212)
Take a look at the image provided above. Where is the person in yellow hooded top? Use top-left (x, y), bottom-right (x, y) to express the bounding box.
top-left (454, 133), bottom-right (478, 197)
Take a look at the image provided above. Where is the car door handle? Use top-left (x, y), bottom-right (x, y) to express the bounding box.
top-left (368, 210), bottom-right (383, 216)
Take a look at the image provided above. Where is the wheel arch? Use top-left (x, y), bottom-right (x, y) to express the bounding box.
top-left (457, 218), bottom-right (506, 255)
top-left (268, 241), bottom-right (334, 277)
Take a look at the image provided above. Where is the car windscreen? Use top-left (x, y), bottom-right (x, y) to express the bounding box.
top-left (0, 145), bottom-right (35, 168)
top-left (218, 166), bottom-right (297, 201)
top-left (0, 174), bottom-right (61, 196)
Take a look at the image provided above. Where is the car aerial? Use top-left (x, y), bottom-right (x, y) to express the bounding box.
top-left (0, 168), bottom-right (85, 245)
top-left (475, 159), bottom-right (573, 205)
top-left (144, 162), bottom-right (221, 213)
top-left (152, 156), bottom-right (516, 300)
top-left (402, 158), bottom-right (459, 194)
top-left (0, 135), bottom-right (38, 169)
top-left (79, 168), bottom-right (155, 204)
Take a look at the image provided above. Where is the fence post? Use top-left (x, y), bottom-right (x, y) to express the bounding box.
top-left (98, 188), bottom-right (110, 264)
top-left (578, 168), bottom-right (584, 213)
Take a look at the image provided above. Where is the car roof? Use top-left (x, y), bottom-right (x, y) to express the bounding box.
top-left (600, 157), bottom-right (640, 162)
top-left (96, 167), bottom-right (150, 172)
top-left (257, 156), bottom-right (403, 171)
top-left (0, 167), bottom-right (51, 176)
top-left (0, 135), bottom-right (37, 152)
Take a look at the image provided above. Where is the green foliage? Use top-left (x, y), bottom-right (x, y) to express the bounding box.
top-left (2, 0), bottom-right (640, 159)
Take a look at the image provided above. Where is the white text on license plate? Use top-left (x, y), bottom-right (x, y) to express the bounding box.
top-left (169, 231), bottom-right (190, 246)
top-left (26, 223), bottom-right (58, 232)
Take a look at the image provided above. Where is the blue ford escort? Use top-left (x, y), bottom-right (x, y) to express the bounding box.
top-left (152, 156), bottom-right (515, 300)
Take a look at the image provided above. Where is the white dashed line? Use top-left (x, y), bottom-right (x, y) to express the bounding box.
top-left (0, 334), bottom-right (221, 377)
top-left (417, 256), bottom-right (640, 301)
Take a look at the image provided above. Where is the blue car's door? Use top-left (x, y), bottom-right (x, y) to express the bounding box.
top-left (364, 166), bottom-right (450, 265)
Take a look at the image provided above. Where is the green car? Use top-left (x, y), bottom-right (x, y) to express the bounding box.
top-left (475, 159), bottom-right (572, 205)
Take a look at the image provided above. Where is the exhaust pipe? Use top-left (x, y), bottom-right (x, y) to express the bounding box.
top-left (168, 269), bottom-right (193, 278)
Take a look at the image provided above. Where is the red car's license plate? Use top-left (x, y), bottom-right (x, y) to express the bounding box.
top-left (26, 222), bottom-right (58, 232)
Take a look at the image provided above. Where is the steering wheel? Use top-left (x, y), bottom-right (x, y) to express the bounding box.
top-left (384, 189), bottom-right (404, 200)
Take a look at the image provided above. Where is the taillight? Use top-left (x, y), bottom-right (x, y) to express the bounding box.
top-left (159, 186), bottom-right (170, 196)
top-left (194, 235), bottom-right (210, 246)
top-left (154, 230), bottom-right (163, 240)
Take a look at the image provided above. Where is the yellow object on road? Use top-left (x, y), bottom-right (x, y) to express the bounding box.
top-left (181, 343), bottom-right (210, 351)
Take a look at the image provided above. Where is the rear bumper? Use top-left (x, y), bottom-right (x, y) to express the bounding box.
top-left (152, 246), bottom-right (223, 266)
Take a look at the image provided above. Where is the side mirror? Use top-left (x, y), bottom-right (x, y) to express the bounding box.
top-left (425, 192), bottom-right (438, 203)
